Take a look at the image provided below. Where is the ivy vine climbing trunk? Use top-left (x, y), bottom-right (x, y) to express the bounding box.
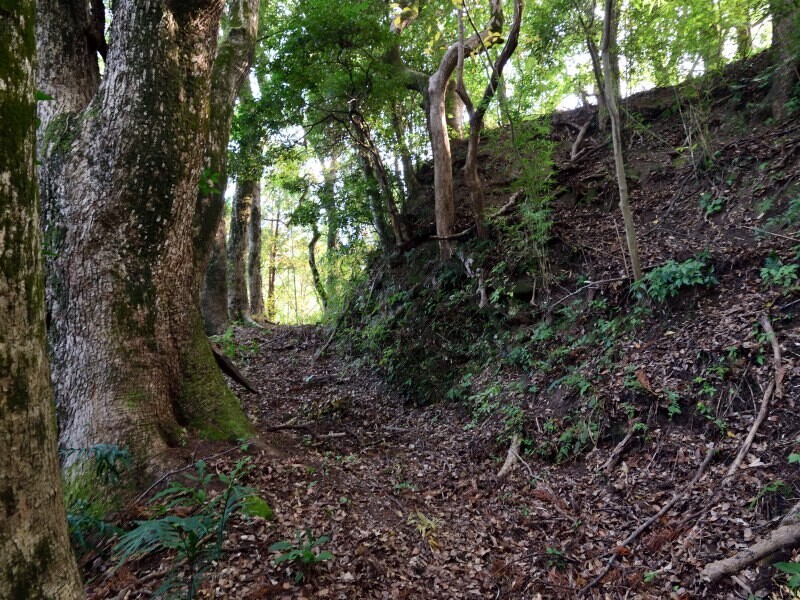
top-left (198, 0), bottom-right (260, 333)
top-left (428, 0), bottom-right (504, 259)
top-left (37, 0), bottom-right (254, 461)
top-left (228, 179), bottom-right (255, 322)
top-left (601, 0), bottom-right (642, 281)
top-left (0, 4), bottom-right (84, 597)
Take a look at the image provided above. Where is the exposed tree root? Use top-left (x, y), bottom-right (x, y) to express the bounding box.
top-left (497, 434), bottom-right (521, 480)
top-left (571, 118), bottom-right (593, 161)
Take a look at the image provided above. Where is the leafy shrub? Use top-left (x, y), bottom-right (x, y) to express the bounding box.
top-left (761, 253), bottom-right (799, 288)
top-left (114, 456), bottom-right (272, 599)
top-left (269, 529), bottom-right (334, 583)
top-left (632, 254), bottom-right (717, 303)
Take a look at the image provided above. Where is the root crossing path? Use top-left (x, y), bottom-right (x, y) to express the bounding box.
top-left (101, 325), bottom-right (789, 599)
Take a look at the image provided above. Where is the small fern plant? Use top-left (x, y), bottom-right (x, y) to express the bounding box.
top-left (114, 456), bottom-right (273, 599)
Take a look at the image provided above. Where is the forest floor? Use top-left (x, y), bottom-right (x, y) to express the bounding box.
top-left (89, 323), bottom-right (795, 600)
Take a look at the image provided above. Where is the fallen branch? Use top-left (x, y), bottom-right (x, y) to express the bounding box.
top-left (701, 521), bottom-right (800, 582)
top-left (580, 445), bottom-right (715, 595)
top-left (761, 314), bottom-right (785, 400)
top-left (571, 118), bottom-right (593, 161)
top-left (601, 422), bottom-right (636, 474)
top-left (726, 380), bottom-right (774, 479)
top-left (211, 343), bottom-right (258, 393)
top-left (497, 434), bottom-right (521, 480)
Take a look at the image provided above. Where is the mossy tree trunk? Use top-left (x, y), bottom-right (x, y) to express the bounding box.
top-left (247, 188), bottom-right (265, 316)
top-left (37, 0), bottom-right (254, 461)
top-left (202, 218), bottom-right (230, 335)
top-left (0, 4), bottom-right (84, 597)
top-left (198, 0), bottom-right (260, 333)
top-left (228, 179), bottom-right (255, 322)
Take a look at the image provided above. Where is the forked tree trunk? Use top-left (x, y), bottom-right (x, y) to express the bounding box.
top-left (248, 187), bottom-right (265, 316)
top-left (38, 0), bottom-right (253, 460)
top-left (428, 0), bottom-right (504, 259)
top-left (228, 179), bottom-right (255, 321)
top-left (602, 0), bottom-right (642, 281)
top-left (456, 0), bottom-right (523, 240)
top-left (202, 218), bottom-right (230, 335)
top-left (198, 0), bottom-right (260, 333)
top-left (0, 5), bottom-right (84, 596)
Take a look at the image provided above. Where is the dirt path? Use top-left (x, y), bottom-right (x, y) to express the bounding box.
top-left (193, 324), bottom-right (787, 600)
top-left (91, 324), bottom-right (792, 599)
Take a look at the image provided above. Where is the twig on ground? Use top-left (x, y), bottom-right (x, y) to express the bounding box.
top-left (726, 380), bottom-right (774, 479)
top-left (601, 422), bottom-right (636, 474)
top-left (580, 445), bottom-right (716, 595)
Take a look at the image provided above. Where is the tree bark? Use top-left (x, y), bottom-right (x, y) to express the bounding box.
top-left (228, 179), bottom-right (255, 322)
top-left (0, 5), bottom-right (85, 597)
top-left (445, 79), bottom-right (465, 139)
top-left (428, 0), bottom-right (504, 259)
top-left (359, 154), bottom-right (393, 251)
top-left (248, 186), bottom-right (265, 316)
top-left (38, 0), bottom-right (253, 460)
top-left (768, 0), bottom-right (800, 120)
top-left (456, 0), bottom-right (523, 241)
top-left (202, 217), bottom-right (230, 335)
top-left (197, 0), bottom-right (260, 332)
top-left (602, 0), bottom-right (642, 281)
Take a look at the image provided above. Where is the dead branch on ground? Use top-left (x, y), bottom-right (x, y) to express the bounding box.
top-left (497, 434), bottom-right (521, 479)
top-left (580, 445), bottom-right (716, 595)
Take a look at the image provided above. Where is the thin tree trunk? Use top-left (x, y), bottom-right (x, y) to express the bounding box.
top-left (445, 79), bottom-right (465, 138)
top-left (202, 217), bottom-right (230, 334)
top-left (359, 154), bottom-right (393, 250)
top-left (308, 225), bottom-right (328, 309)
top-left (38, 0), bottom-right (253, 459)
top-left (266, 213), bottom-right (280, 322)
top-left (197, 0), bottom-right (260, 333)
top-left (602, 0), bottom-right (642, 281)
top-left (0, 5), bottom-right (84, 596)
top-left (428, 0), bottom-right (504, 259)
top-left (228, 179), bottom-right (255, 321)
top-left (392, 103), bottom-right (423, 206)
top-left (350, 108), bottom-right (409, 246)
top-left (248, 185), bottom-right (265, 316)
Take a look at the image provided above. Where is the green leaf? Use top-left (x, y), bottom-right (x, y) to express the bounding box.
top-left (35, 90), bottom-right (54, 101)
top-left (775, 562), bottom-right (800, 575)
top-left (788, 453), bottom-right (800, 464)
top-left (269, 540), bottom-right (293, 552)
top-left (242, 496), bottom-right (274, 520)
top-left (316, 551), bottom-right (334, 561)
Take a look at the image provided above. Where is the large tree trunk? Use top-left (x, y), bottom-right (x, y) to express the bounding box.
top-left (228, 179), bottom-right (255, 321)
top-left (202, 218), bottom-right (230, 335)
top-left (768, 0), bottom-right (800, 120)
top-left (602, 0), bottom-right (642, 281)
top-left (0, 5), bottom-right (84, 597)
top-left (38, 0), bottom-right (253, 460)
top-left (197, 0), bottom-right (260, 332)
top-left (428, 0), bottom-right (504, 259)
top-left (456, 0), bottom-right (523, 241)
top-left (248, 187), bottom-right (265, 316)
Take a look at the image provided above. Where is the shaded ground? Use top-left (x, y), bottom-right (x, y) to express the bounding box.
top-left (89, 322), bottom-right (797, 599)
